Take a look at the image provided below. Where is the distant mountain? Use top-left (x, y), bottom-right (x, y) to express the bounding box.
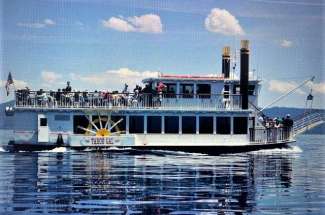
top-left (265, 107), bottom-right (310, 118)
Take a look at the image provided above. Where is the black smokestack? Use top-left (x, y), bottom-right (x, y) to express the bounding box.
top-left (240, 40), bottom-right (249, 110)
top-left (222, 47), bottom-right (230, 78)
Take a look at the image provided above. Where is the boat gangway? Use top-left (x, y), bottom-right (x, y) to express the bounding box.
top-left (293, 110), bottom-right (325, 135)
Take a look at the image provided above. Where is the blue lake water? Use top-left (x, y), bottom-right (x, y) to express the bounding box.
top-left (0, 134), bottom-right (324, 214)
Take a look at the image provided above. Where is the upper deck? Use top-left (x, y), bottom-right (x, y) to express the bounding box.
top-left (14, 90), bottom-right (247, 112)
top-left (14, 74), bottom-right (260, 112)
top-left (11, 39), bottom-right (262, 113)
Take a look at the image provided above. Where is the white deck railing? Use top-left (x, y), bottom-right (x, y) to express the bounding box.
top-left (14, 90), bottom-right (243, 111)
top-left (249, 127), bottom-right (294, 144)
top-left (293, 112), bottom-right (325, 135)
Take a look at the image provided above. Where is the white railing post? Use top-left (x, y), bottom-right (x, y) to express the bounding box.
top-left (144, 115), bottom-right (147, 134)
top-left (161, 115), bottom-right (165, 134)
top-left (196, 115), bottom-right (199, 134)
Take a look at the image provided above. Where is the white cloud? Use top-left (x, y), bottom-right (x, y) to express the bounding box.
top-left (102, 14), bottom-right (163, 33)
top-left (268, 79), bottom-right (305, 95)
top-left (17, 19), bottom-right (56, 28)
top-left (269, 79), bottom-right (325, 96)
top-left (43, 19), bottom-right (56, 26)
top-left (70, 68), bottom-right (159, 91)
top-left (205, 8), bottom-right (245, 36)
top-left (312, 82), bottom-right (325, 95)
top-left (41, 70), bottom-right (63, 87)
top-left (0, 79), bottom-right (29, 89)
top-left (13, 79), bottom-right (29, 89)
top-left (280, 39), bottom-right (293, 48)
top-left (102, 17), bottom-right (135, 32)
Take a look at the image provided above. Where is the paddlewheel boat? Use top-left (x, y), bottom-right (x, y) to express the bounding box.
top-left (3, 40), bottom-right (295, 153)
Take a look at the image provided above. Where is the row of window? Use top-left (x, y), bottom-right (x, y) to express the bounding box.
top-left (73, 115), bottom-right (248, 135)
top-left (165, 84), bottom-right (211, 95)
top-left (224, 84), bottom-right (255, 95)
top-left (163, 83), bottom-right (255, 96)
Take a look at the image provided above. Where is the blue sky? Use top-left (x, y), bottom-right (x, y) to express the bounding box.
top-left (0, 0), bottom-right (324, 108)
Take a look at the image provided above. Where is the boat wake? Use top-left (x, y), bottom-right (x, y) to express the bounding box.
top-left (0, 146), bottom-right (6, 152)
top-left (45, 147), bottom-right (68, 153)
top-left (250, 145), bottom-right (302, 154)
top-left (146, 149), bottom-right (208, 156)
top-left (0, 145), bottom-right (302, 156)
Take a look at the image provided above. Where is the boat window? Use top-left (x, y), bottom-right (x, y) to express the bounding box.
top-left (199, 116), bottom-right (213, 134)
top-left (248, 85), bottom-right (255, 95)
top-left (216, 117), bottom-right (230, 134)
top-left (165, 84), bottom-right (177, 98)
top-left (182, 116), bottom-right (196, 134)
top-left (165, 116), bottom-right (179, 134)
top-left (249, 117), bottom-right (255, 129)
top-left (111, 116), bottom-right (126, 133)
top-left (40, 118), bottom-right (47, 127)
top-left (233, 117), bottom-right (248, 134)
top-left (147, 116), bottom-right (162, 133)
top-left (54, 115), bottom-right (70, 121)
top-left (129, 116), bottom-right (144, 134)
top-left (73, 115), bottom-right (89, 134)
top-left (180, 84), bottom-right (194, 98)
top-left (197, 84), bottom-right (211, 98)
top-left (223, 85), bottom-right (230, 99)
top-left (233, 84), bottom-right (240, 94)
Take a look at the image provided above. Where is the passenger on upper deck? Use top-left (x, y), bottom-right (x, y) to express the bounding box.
top-left (283, 114), bottom-right (294, 139)
top-left (65, 81), bottom-right (72, 92)
top-left (157, 82), bottom-right (167, 93)
top-left (133, 85), bottom-right (142, 94)
top-left (122, 84), bottom-right (129, 94)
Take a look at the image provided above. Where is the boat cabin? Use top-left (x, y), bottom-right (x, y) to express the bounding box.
top-left (143, 74), bottom-right (260, 108)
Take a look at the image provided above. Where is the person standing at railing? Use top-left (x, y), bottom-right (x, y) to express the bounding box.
top-left (271, 117), bottom-right (280, 143)
top-left (283, 114), bottom-right (294, 140)
top-left (36, 89), bottom-right (43, 106)
top-left (122, 83), bottom-right (128, 94)
top-left (142, 83), bottom-right (153, 107)
top-left (133, 85), bottom-right (142, 94)
top-left (65, 81), bottom-right (72, 92)
top-left (258, 114), bottom-right (266, 127)
top-left (157, 82), bottom-right (167, 107)
top-left (20, 87), bottom-right (30, 106)
top-left (74, 91), bottom-right (80, 105)
top-left (79, 91), bottom-right (86, 106)
top-left (55, 89), bottom-right (61, 106)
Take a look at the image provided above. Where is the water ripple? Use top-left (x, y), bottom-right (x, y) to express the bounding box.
top-left (0, 135), bottom-right (324, 214)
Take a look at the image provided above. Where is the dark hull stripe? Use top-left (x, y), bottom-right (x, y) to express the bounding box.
top-left (7, 141), bottom-right (293, 154)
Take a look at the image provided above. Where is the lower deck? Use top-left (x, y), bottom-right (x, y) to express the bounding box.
top-left (6, 109), bottom-right (294, 150)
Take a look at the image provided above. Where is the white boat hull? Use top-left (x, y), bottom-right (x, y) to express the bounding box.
top-left (7, 133), bottom-right (295, 154)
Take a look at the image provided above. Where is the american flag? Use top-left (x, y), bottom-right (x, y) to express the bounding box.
top-left (5, 72), bottom-right (14, 96)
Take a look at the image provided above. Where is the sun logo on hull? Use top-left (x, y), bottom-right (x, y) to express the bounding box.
top-left (96, 128), bottom-right (110, 137)
top-left (77, 112), bottom-right (124, 137)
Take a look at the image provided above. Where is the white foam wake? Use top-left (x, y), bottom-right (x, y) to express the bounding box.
top-left (251, 145), bottom-right (302, 154)
top-left (46, 147), bottom-right (68, 153)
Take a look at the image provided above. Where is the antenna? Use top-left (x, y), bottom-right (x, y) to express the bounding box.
top-left (260, 76), bottom-right (315, 111)
top-left (232, 47), bottom-right (237, 79)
